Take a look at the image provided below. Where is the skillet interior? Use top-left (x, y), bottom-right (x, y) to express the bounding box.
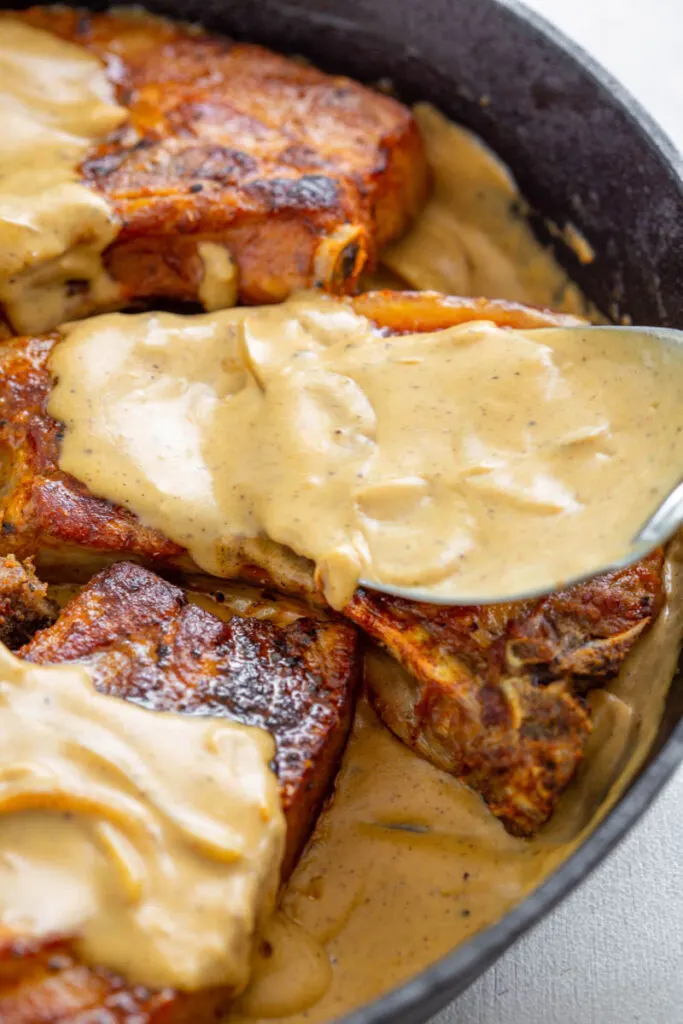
top-left (5, 0), bottom-right (683, 1021)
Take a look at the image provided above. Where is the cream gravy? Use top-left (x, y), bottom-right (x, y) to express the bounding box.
top-left (50, 294), bottom-right (683, 608)
top-left (0, 642), bottom-right (285, 992)
top-left (0, 18), bottom-right (127, 335)
top-left (380, 104), bottom-right (596, 318)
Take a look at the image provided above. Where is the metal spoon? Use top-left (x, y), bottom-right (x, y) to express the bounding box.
top-left (357, 325), bottom-right (683, 607)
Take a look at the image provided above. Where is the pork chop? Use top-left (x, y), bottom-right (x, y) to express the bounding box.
top-left (0, 290), bottom-right (580, 583)
top-left (351, 550), bottom-right (664, 835)
top-left (21, 560), bottom-right (360, 874)
top-left (0, 560), bottom-right (359, 1023)
top-left (4, 6), bottom-right (428, 334)
top-left (0, 288), bottom-right (657, 837)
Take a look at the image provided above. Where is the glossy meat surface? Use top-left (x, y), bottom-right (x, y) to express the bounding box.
top-left (9, 7), bottom-right (428, 318)
top-left (0, 561), bottom-right (359, 1023)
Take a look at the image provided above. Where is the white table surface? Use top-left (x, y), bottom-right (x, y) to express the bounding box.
top-left (435, 2), bottom-right (683, 1022)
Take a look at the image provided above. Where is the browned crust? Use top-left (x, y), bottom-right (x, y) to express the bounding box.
top-left (0, 925), bottom-right (229, 1024)
top-left (0, 554), bottom-right (57, 648)
top-left (0, 560), bottom-right (360, 1023)
top-left (9, 7), bottom-right (429, 315)
top-left (350, 550), bottom-right (665, 834)
top-left (21, 561), bottom-right (360, 874)
top-left (0, 332), bottom-right (189, 570)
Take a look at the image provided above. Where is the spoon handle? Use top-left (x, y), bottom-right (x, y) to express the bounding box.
top-left (635, 477), bottom-right (683, 547)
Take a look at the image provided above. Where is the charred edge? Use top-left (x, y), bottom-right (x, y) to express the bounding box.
top-left (245, 174), bottom-right (341, 213)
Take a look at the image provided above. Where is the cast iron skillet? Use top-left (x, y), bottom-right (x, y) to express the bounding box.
top-left (11, 0), bottom-right (683, 1020)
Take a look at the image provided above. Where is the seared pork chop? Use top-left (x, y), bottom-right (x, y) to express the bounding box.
top-left (0, 290), bottom-right (580, 583)
top-left (0, 560), bottom-right (359, 1023)
top-left (351, 551), bottom-right (664, 835)
top-left (0, 288), bottom-right (659, 836)
top-left (21, 560), bottom-right (360, 875)
top-left (4, 6), bottom-right (428, 332)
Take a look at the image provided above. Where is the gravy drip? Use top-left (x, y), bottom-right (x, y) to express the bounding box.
top-left (0, 643), bottom-right (285, 992)
top-left (0, 19), bottom-right (126, 334)
top-left (50, 294), bottom-right (683, 608)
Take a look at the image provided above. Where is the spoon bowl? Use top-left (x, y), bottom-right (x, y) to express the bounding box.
top-left (358, 324), bottom-right (683, 607)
